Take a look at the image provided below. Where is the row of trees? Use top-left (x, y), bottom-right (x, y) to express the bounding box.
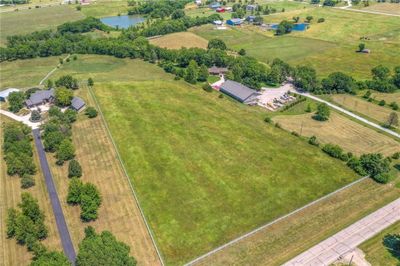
top-left (7, 193), bottom-right (134, 265)
top-left (3, 123), bottom-right (36, 188)
top-left (127, 0), bottom-right (191, 19)
top-left (308, 135), bottom-right (394, 183)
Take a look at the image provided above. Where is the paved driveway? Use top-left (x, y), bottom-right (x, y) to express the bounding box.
top-left (283, 198), bottom-right (400, 266)
top-left (32, 129), bottom-right (76, 264)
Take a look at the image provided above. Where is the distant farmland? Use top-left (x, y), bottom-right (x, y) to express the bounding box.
top-left (149, 32), bottom-right (208, 50)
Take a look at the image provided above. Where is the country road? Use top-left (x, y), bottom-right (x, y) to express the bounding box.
top-left (283, 197), bottom-right (400, 265)
top-left (294, 92), bottom-right (400, 139)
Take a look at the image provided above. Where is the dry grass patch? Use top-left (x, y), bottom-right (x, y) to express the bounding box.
top-left (274, 112), bottom-right (400, 156)
top-left (149, 32), bottom-right (208, 49)
top-left (46, 88), bottom-right (161, 265)
top-left (196, 178), bottom-right (400, 266)
top-left (360, 3), bottom-right (400, 15)
top-left (331, 94), bottom-right (399, 127)
top-left (370, 91), bottom-right (400, 104)
top-left (0, 115), bottom-right (61, 266)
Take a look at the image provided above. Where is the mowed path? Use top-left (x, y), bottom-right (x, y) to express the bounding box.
top-left (284, 198), bottom-right (400, 266)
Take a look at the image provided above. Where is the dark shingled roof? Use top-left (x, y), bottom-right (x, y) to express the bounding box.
top-left (25, 89), bottom-right (54, 106)
top-left (219, 80), bottom-right (260, 103)
top-left (71, 96), bottom-right (85, 111)
top-left (208, 66), bottom-right (228, 74)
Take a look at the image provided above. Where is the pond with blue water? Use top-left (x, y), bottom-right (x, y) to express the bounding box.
top-left (100, 15), bottom-right (145, 29)
top-left (270, 23), bottom-right (309, 31)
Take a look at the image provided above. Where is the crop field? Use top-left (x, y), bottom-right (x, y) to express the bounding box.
top-left (190, 8), bottom-right (400, 78)
top-left (330, 94), bottom-right (399, 127)
top-left (93, 79), bottom-right (359, 264)
top-left (197, 177), bottom-right (400, 265)
top-left (45, 87), bottom-right (161, 265)
top-left (273, 112), bottom-right (400, 156)
top-left (0, 116), bottom-right (62, 266)
top-left (0, 5), bottom-right (84, 46)
top-left (360, 221), bottom-right (400, 266)
top-left (149, 32), bottom-right (209, 50)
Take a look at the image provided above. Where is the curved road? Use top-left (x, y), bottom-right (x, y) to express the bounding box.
top-left (32, 129), bottom-right (76, 264)
top-left (294, 92), bottom-right (400, 139)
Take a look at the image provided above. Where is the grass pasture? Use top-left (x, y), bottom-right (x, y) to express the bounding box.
top-left (0, 5), bottom-right (84, 46)
top-left (78, 0), bottom-right (129, 17)
top-left (0, 56), bottom-right (60, 88)
top-left (273, 112), bottom-right (400, 156)
top-left (45, 87), bottom-right (161, 265)
top-left (149, 32), bottom-right (208, 50)
top-left (0, 116), bottom-right (62, 266)
top-left (94, 80), bottom-right (360, 264)
top-left (360, 221), bottom-right (400, 266)
top-left (369, 91), bottom-right (400, 104)
top-left (190, 8), bottom-right (400, 78)
top-left (330, 94), bottom-right (400, 127)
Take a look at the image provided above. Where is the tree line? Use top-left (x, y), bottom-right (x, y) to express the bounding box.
top-left (3, 123), bottom-right (36, 189)
top-left (6, 193), bottom-right (136, 265)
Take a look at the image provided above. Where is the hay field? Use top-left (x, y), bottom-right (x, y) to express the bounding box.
top-left (274, 112), bottom-right (400, 156)
top-left (149, 32), bottom-right (208, 50)
top-left (0, 116), bottom-right (62, 266)
top-left (331, 94), bottom-right (400, 127)
top-left (45, 87), bottom-right (161, 265)
top-left (370, 91), bottom-right (400, 104)
top-left (357, 3), bottom-right (400, 15)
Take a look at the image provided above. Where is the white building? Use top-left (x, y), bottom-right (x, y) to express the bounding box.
top-left (0, 88), bottom-right (20, 102)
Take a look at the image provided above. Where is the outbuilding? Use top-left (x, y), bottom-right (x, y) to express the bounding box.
top-left (219, 80), bottom-right (260, 104)
top-left (70, 96), bottom-right (86, 111)
top-left (209, 2), bottom-right (221, 9)
top-left (0, 88), bottom-right (20, 101)
top-left (226, 18), bottom-right (242, 26)
top-left (208, 66), bottom-right (228, 75)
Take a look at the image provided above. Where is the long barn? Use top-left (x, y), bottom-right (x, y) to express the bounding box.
top-left (219, 80), bottom-right (260, 104)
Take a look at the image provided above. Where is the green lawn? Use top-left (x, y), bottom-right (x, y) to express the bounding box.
top-left (93, 77), bottom-right (359, 265)
top-left (78, 0), bottom-right (130, 17)
top-left (0, 5), bottom-right (85, 46)
top-left (190, 8), bottom-right (400, 79)
top-left (360, 222), bottom-right (400, 266)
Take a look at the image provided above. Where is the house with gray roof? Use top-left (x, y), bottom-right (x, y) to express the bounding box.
top-left (70, 96), bottom-right (86, 111)
top-left (219, 80), bottom-right (260, 104)
top-left (25, 89), bottom-right (55, 108)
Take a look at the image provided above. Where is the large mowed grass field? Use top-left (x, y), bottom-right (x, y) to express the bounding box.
top-left (0, 116), bottom-right (62, 266)
top-left (149, 32), bottom-right (209, 50)
top-left (93, 79), bottom-right (360, 264)
top-left (190, 8), bottom-right (400, 78)
top-left (0, 5), bottom-right (84, 46)
top-left (359, 221), bottom-right (400, 266)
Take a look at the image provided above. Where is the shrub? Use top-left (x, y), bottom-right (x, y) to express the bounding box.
top-left (378, 100), bottom-right (386, 106)
top-left (264, 117), bottom-right (272, 123)
top-left (67, 178), bottom-right (83, 205)
top-left (389, 102), bottom-right (399, 111)
top-left (392, 152), bottom-right (400, 160)
top-left (308, 135), bottom-right (319, 146)
top-left (30, 110), bottom-right (41, 122)
top-left (218, 94), bottom-right (224, 99)
top-left (314, 103), bottom-right (330, 121)
top-left (202, 83), bottom-right (213, 92)
top-left (322, 144), bottom-right (344, 159)
top-left (68, 159), bottom-right (82, 178)
top-left (275, 122), bottom-right (281, 128)
top-left (85, 107), bottom-right (98, 118)
top-left (291, 131), bottom-right (300, 137)
top-left (347, 157), bottom-right (367, 176)
top-left (55, 139), bottom-right (75, 164)
top-left (21, 176), bottom-right (35, 189)
top-left (317, 18), bottom-right (325, 23)
top-left (373, 173), bottom-right (390, 184)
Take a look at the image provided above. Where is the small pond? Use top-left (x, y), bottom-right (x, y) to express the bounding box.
top-left (100, 15), bottom-right (145, 29)
top-left (270, 23), bottom-right (309, 31)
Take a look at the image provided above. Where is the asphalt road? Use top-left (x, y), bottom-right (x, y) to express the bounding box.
top-left (32, 129), bottom-right (76, 264)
